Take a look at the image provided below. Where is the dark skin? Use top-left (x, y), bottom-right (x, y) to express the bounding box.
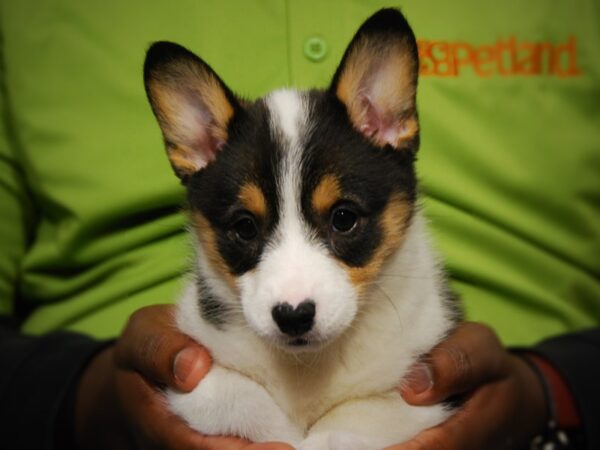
top-left (72, 307), bottom-right (547, 450)
top-left (72, 305), bottom-right (293, 450)
top-left (389, 322), bottom-right (548, 450)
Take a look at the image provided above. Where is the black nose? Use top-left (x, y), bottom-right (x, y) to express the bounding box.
top-left (271, 300), bottom-right (316, 337)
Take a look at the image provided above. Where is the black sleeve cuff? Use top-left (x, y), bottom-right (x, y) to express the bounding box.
top-left (0, 328), bottom-right (111, 450)
top-left (533, 329), bottom-right (600, 450)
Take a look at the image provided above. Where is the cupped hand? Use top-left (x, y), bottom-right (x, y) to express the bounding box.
top-left (388, 322), bottom-right (548, 450)
top-left (72, 304), bottom-right (293, 450)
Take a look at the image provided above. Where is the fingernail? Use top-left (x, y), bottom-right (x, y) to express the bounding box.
top-left (174, 347), bottom-right (202, 384)
top-left (405, 362), bottom-right (434, 394)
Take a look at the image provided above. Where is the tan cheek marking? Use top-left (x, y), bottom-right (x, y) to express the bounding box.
top-left (238, 183), bottom-right (268, 218)
top-left (312, 174), bottom-right (342, 215)
top-left (345, 194), bottom-right (411, 292)
top-left (192, 213), bottom-right (239, 293)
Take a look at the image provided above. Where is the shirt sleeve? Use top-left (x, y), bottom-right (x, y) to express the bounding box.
top-left (533, 328), bottom-right (600, 450)
top-left (0, 324), bottom-right (109, 449)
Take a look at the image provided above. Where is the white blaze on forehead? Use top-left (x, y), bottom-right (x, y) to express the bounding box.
top-left (266, 89), bottom-right (304, 145)
top-left (237, 90), bottom-right (358, 344)
top-left (266, 89), bottom-right (306, 243)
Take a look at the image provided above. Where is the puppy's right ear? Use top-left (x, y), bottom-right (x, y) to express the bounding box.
top-left (144, 42), bottom-right (238, 179)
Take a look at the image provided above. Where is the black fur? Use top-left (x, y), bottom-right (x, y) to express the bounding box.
top-left (197, 279), bottom-right (230, 327)
top-left (186, 100), bottom-right (283, 275)
top-left (300, 90), bottom-right (417, 267)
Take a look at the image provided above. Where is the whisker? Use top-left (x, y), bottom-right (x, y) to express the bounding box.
top-left (378, 273), bottom-right (434, 280)
top-left (373, 283), bottom-right (404, 332)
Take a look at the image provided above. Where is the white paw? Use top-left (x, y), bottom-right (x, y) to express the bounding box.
top-left (298, 431), bottom-right (386, 450)
top-left (168, 366), bottom-right (303, 444)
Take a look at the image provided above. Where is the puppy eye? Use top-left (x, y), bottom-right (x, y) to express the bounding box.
top-left (233, 215), bottom-right (258, 241)
top-left (331, 206), bottom-right (358, 233)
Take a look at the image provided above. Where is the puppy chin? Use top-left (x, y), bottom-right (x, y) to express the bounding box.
top-left (256, 322), bottom-right (350, 354)
top-left (273, 332), bottom-right (329, 353)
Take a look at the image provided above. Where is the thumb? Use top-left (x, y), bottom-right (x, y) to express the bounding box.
top-left (115, 304), bottom-right (212, 392)
top-left (400, 322), bottom-right (507, 405)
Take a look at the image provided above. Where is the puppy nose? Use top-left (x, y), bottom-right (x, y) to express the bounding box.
top-left (271, 300), bottom-right (316, 337)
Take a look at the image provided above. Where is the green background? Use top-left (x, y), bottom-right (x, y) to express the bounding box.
top-left (0, 0), bottom-right (598, 345)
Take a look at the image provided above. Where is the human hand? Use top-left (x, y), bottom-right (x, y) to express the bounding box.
top-left (388, 322), bottom-right (548, 450)
top-left (72, 304), bottom-right (294, 450)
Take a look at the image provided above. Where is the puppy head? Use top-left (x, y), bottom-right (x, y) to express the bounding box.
top-left (144, 9), bottom-right (420, 351)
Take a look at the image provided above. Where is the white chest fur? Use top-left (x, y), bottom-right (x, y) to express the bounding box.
top-left (169, 213), bottom-right (455, 449)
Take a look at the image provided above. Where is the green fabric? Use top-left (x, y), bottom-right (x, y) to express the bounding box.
top-left (0, 38), bottom-right (35, 317)
top-left (0, 0), bottom-right (598, 344)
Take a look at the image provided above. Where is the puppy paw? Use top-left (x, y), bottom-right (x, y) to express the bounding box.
top-left (168, 366), bottom-right (303, 444)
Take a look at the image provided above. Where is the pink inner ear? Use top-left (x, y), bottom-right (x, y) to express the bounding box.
top-left (205, 134), bottom-right (226, 161)
top-left (358, 95), bottom-right (404, 148)
top-left (182, 101), bottom-right (228, 170)
top-left (358, 96), bottom-right (382, 138)
top-left (186, 131), bottom-right (225, 170)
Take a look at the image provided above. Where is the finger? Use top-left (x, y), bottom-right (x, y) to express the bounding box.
top-left (401, 322), bottom-right (508, 405)
top-left (118, 369), bottom-right (295, 450)
top-left (115, 304), bottom-right (212, 392)
top-left (387, 379), bottom-right (517, 450)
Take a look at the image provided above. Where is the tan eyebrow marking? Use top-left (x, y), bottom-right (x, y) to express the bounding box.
top-left (312, 174), bottom-right (342, 215)
top-left (238, 182), bottom-right (268, 218)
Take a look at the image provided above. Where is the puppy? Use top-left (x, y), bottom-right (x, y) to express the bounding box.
top-left (144, 8), bottom-right (459, 450)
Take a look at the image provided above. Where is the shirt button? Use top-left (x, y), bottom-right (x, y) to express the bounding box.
top-left (303, 36), bottom-right (328, 62)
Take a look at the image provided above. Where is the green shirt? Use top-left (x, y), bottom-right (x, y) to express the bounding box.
top-left (1, 0), bottom-right (598, 345)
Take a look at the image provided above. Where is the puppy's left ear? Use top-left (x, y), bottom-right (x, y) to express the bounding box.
top-left (331, 9), bottom-right (419, 151)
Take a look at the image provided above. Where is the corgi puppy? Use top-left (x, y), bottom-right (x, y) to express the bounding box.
top-left (144, 8), bottom-right (459, 450)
